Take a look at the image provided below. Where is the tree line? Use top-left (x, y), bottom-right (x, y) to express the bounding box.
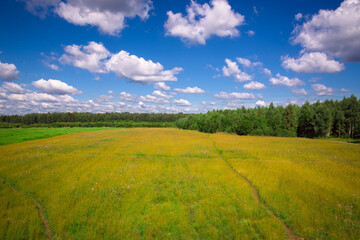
top-left (0, 112), bottom-right (186, 125)
top-left (176, 95), bottom-right (360, 139)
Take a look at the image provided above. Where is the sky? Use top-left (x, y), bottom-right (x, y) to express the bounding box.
top-left (0, 0), bottom-right (359, 115)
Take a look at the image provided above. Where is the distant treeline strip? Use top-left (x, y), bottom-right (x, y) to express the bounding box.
top-left (0, 112), bottom-right (185, 125)
top-left (176, 95), bottom-right (360, 139)
top-left (0, 121), bottom-right (175, 128)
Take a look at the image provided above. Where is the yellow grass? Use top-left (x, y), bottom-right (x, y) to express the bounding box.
top-left (0, 128), bottom-right (359, 239)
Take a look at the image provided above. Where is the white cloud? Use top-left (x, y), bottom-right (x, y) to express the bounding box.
top-left (294, 13), bottom-right (303, 21)
top-left (44, 62), bottom-right (60, 71)
top-left (0, 61), bottom-right (19, 81)
top-left (339, 88), bottom-right (349, 92)
top-left (164, 0), bottom-right (245, 45)
top-left (60, 42), bottom-right (183, 83)
top-left (282, 52), bottom-right (344, 73)
top-left (1, 82), bottom-right (27, 94)
top-left (152, 90), bottom-right (172, 99)
top-left (60, 41), bottom-right (110, 73)
top-left (292, 0), bottom-right (360, 62)
top-left (247, 30), bottom-right (255, 36)
top-left (174, 86), bottom-right (205, 94)
top-left (96, 95), bottom-right (114, 102)
top-left (119, 92), bottom-right (137, 102)
top-left (263, 68), bottom-right (272, 77)
top-left (140, 95), bottom-right (170, 104)
top-left (154, 82), bottom-right (171, 91)
top-left (243, 81), bottom-right (266, 90)
top-left (7, 92), bottom-right (59, 102)
top-left (292, 88), bottom-right (308, 96)
top-left (256, 100), bottom-right (266, 107)
top-left (312, 83), bottom-right (335, 96)
top-left (173, 98), bottom-right (192, 106)
top-left (32, 79), bottom-right (82, 95)
top-left (222, 58), bottom-right (253, 82)
top-left (287, 99), bottom-right (306, 106)
top-left (236, 57), bottom-right (252, 67)
top-left (106, 50), bottom-right (183, 83)
top-left (214, 91), bottom-right (255, 99)
top-left (270, 73), bottom-right (305, 87)
top-left (54, 0), bottom-right (152, 35)
top-left (0, 84), bottom-right (200, 115)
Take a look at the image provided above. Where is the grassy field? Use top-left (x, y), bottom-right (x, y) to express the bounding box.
top-left (0, 128), bottom-right (117, 146)
top-left (0, 128), bottom-right (359, 239)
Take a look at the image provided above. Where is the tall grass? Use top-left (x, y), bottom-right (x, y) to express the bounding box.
top-left (0, 128), bottom-right (359, 239)
top-left (212, 134), bottom-right (360, 239)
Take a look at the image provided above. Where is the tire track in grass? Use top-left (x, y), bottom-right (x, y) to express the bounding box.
top-left (0, 176), bottom-right (53, 239)
top-left (211, 140), bottom-right (303, 240)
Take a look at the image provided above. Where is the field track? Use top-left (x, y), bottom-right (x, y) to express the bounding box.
top-left (0, 176), bottom-right (53, 239)
top-left (212, 139), bottom-right (302, 240)
top-left (1, 128), bottom-right (359, 239)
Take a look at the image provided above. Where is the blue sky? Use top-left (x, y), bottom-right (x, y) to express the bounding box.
top-left (0, 0), bottom-right (359, 114)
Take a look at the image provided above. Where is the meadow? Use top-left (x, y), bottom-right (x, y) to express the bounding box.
top-left (0, 128), bottom-right (359, 239)
top-left (0, 128), bottom-right (117, 146)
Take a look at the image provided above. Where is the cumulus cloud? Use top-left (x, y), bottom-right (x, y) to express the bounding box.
top-left (152, 90), bottom-right (172, 99)
top-left (173, 98), bottom-right (192, 106)
top-left (164, 0), bottom-right (245, 45)
top-left (106, 51), bottom-right (183, 83)
top-left (256, 100), bottom-right (266, 107)
top-left (60, 42), bottom-right (183, 83)
top-left (292, 0), bottom-right (360, 62)
top-left (60, 41), bottom-right (110, 73)
top-left (282, 52), bottom-right (344, 73)
top-left (0, 84), bottom-right (198, 115)
top-left (291, 88), bottom-right (308, 96)
top-left (119, 92), bottom-right (137, 102)
top-left (214, 91), bottom-right (255, 99)
top-left (1, 82), bottom-right (27, 94)
top-left (154, 82), bottom-right (171, 91)
top-left (236, 57), bottom-right (252, 67)
top-left (243, 81), bottom-right (266, 90)
top-left (270, 73), bottom-right (305, 87)
top-left (312, 83), bottom-right (335, 96)
top-left (222, 58), bottom-right (253, 82)
top-left (32, 79), bottom-right (82, 95)
top-left (140, 95), bottom-right (170, 104)
top-left (25, 0), bottom-right (153, 35)
top-left (7, 92), bottom-right (60, 102)
top-left (263, 68), bottom-right (272, 77)
top-left (174, 86), bottom-right (205, 94)
top-left (96, 95), bottom-right (114, 102)
top-left (0, 61), bottom-right (19, 81)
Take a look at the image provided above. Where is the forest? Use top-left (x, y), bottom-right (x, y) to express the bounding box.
top-left (176, 95), bottom-right (360, 139)
top-left (0, 112), bottom-right (184, 128)
top-left (0, 95), bottom-right (359, 139)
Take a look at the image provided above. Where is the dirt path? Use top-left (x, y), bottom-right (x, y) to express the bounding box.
top-left (211, 141), bottom-right (303, 240)
top-left (0, 177), bottom-right (53, 239)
